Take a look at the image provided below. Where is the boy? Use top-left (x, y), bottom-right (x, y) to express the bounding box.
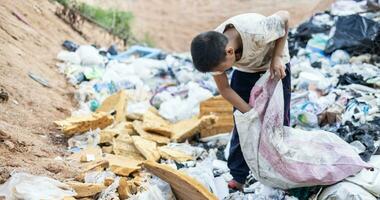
top-left (190, 11), bottom-right (291, 190)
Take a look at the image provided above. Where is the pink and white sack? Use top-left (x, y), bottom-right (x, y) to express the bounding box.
top-left (234, 71), bottom-right (371, 189)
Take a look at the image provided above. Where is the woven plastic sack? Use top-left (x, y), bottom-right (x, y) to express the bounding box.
top-left (234, 71), bottom-right (370, 189)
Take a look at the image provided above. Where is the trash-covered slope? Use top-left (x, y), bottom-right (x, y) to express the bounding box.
top-left (0, 0), bottom-right (122, 183)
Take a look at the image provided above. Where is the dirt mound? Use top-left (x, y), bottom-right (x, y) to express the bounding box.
top-left (79, 0), bottom-right (334, 52)
top-left (0, 0), bottom-right (119, 183)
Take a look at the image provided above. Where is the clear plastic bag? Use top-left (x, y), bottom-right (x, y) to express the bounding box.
top-left (0, 172), bottom-right (76, 200)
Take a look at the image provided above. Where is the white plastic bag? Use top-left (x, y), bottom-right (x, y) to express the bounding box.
top-left (0, 172), bottom-right (76, 200)
top-left (318, 182), bottom-right (376, 200)
top-left (234, 71), bottom-right (370, 189)
top-left (76, 45), bottom-right (105, 67)
top-left (346, 155), bottom-right (380, 197)
top-left (159, 82), bottom-right (212, 122)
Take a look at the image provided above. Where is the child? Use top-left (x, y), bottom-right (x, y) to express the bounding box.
top-left (190, 11), bottom-right (291, 190)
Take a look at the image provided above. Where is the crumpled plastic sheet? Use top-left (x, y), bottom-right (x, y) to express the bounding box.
top-left (67, 128), bottom-right (100, 152)
top-left (85, 171), bottom-right (116, 184)
top-left (98, 176), bottom-right (120, 200)
top-left (0, 172), bottom-right (76, 200)
top-left (225, 182), bottom-right (298, 200)
top-left (129, 175), bottom-right (176, 200)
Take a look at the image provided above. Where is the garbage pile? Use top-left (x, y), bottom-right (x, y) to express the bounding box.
top-left (1, 0), bottom-right (380, 200)
top-left (288, 0), bottom-right (380, 164)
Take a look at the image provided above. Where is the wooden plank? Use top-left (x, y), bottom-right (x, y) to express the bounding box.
top-left (143, 161), bottom-right (218, 200)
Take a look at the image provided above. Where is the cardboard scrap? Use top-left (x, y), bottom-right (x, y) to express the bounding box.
top-left (158, 146), bottom-right (193, 162)
top-left (63, 197), bottom-right (76, 200)
top-left (118, 177), bottom-right (138, 199)
top-left (99, 130), bottom-right (118, 144)
top-left (132, 136), bottom-right (161, 161)
top-left (143, 161), bottom-right (218, 200)
top-left (124, 121), bottom-right (134, 130)
top-left (142, 111), bottom-right (172, 137)
top-left (54, 112), bottom-right (113, 136)
top-left (83, 160), bottom-right (109, 172)
top-left (66, 181), bottom-right (105, 198)
top-left (113, 133), bottom-right (144, 160)
top-left (170, 117), bottom-right (201, 142)
top-left (69, 146), bottom-right (103, 163)
top-left (199, 95), bottom-right (234, 137)
top-left (97, 90), bottom-right (127, 123)
top-left (101, 145), bottom-right (113, 154)
top-left (112, 121), bottom-right (135, 135)
top-left (104, 177), bottom-right (114, 186)
top-left (132, 121), bottom-right (170, 145)
top-left (104, 154), bottom-right (142, 176)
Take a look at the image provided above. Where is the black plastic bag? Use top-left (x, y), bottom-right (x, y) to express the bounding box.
top-left (288, 13), bottom-right (331, 57)
top-left (325, 14), bottom-right (380, 55)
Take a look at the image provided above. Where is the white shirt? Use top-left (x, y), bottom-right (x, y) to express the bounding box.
top-left (213, 13), bottom-right (290, 74)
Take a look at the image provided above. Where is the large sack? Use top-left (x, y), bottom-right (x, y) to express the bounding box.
top-left (234, 71), bottom-right (370, 189)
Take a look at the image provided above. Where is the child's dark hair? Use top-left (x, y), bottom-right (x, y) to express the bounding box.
top-left (190, 31), bottom-right (228, 72)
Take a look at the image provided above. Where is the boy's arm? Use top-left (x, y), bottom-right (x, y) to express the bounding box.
top-left (270, 10), bottom-right (290, 80)
top-left (213, 73), bottom-right (251, 113)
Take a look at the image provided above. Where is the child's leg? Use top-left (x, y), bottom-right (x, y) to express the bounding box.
top-left (227, 126), bottom-right (250, 184)
top-left (228, 70), bottom-right (263, 184)
top-left (282, 63), bottom-right (291, 126)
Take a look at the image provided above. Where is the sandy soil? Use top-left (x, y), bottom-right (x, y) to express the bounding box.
top-left (79, 0), bottom-right (334, 52)
top-left (0, 0), bottom-right (121, 183)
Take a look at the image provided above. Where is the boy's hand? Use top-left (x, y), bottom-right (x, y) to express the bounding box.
top-left (270, 56), bottom-right (286, 80)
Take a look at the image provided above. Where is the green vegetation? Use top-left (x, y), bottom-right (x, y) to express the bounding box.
top-left (78, 3), bottom-right (133, 40)
top-left (141, 33), bottom-right (155, 47)
top-left (54, 0), bottom-right (154, 47)
top-left (55, 0), bottom-right (70, 7)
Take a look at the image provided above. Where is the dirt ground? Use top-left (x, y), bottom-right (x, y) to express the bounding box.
top-left (79, 0), bottom-right (334, 52)
top-left (0, 0), bottom-right (124, 183)
top-left (0, 0), bottom-right (334, 184)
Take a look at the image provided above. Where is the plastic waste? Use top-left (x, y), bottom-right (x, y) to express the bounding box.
top-left (234, 71), bottom-right (370, 189)
top-left (346, 155), bottom-right (380, 197)
top-left (147, 176), bottom-right (176, 200)
top-left (159, 82), bottom-right (213, 122)
top-left (67, 129), bottom-right (100, 152)
top-left (330, 50), bottom-right (350, 65)
top-left (62, 40), bottom-right (79, 52)
top-left (166, 143), bottom-right (207, 159)
top-left (98, 176), bottom-right (120, 200)
top-left (330, 0), bottom-right (367, 16)
top-left (306, 33), bottom-right (329, 53)
top-left (107, 45), bottom-right (118, 56)
top-left (84, 171), bottom-right (116, 184)
top-left (0, 172), bottom-right (76, 200)
top-left (318, 182), bottom-right (376, 200)
top-left (214, 176), bottom-right (229, 199)
top-left (243, 182), bottom-right (289, 200)
top-left (57, 51), bottom-right (81, 65)
top-left (350, 140), bottom-right (367, 154)
top-left (180, 159), bottom-right (217, 194)
top-left (76, 45), bottom-right (105, 67)
top-left (325, 14), bottom-right (380, 55)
